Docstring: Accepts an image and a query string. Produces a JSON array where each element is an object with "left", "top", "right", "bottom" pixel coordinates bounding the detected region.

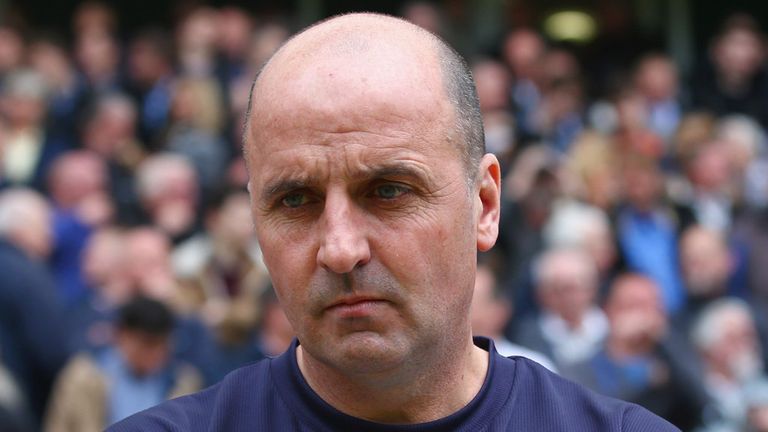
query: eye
[
  {"left": 281, "top": 193, "right": 310, "bottom": 208},
  {"left": 372, "top": 184, "right": 409, "bottom": 200}
]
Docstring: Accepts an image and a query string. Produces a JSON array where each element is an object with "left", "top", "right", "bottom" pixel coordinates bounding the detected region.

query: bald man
[{"left": 109, "top": 13, "right": 677, "bottom": 431}]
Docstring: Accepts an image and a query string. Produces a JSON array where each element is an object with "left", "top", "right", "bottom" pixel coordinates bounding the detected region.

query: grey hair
[
  {"left": 135, "top": 153, "right": 196, "bottom": 201},
  {"left": 242, "top": 13, "right": 485, "bottom": 183},
  {"left": 0, "top": 188, "right": 49, "bottom": 236},
  {"left": 533, "top": 246, "right": 598, "bottom": 291},
  {"left": 691, "top": 297, "right": 753, "bottom": 350}
]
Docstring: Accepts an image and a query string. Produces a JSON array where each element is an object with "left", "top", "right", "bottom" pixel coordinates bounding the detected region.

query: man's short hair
[
  {"left": 117, "top": 296, "right": 175, "bottom": 336},
  {"left": 242, "top": 13, "right": 485, "bottom": 181}
]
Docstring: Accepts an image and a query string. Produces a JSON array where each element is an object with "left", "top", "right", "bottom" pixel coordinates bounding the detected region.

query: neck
[{"left": 296, "top": 334, "right": 488, "bottom": 424}]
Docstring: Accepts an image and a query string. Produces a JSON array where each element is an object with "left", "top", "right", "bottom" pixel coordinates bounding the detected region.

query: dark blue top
[{"left": 108, "top": 337, "right": 679, "bottom": 431}]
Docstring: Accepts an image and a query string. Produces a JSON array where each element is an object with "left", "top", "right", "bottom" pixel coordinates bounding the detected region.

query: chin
[{"left": 319, "top": 331, "right": 410, "bottom": 373}]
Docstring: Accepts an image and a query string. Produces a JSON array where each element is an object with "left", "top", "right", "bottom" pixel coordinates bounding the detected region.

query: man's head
[
  {"left": 692, "top": 298, "right": 763, "bottom": 382},
  {"left": 604, "top": 274, "right": 666, "bottom": 352},
  {"left": 47, "top": 150, "right": 109, "bottom": 210},
  {"left": 0, "top": 188, "right": 52, "bottom": 259},
  {"left": 114, "top": 296, "right": 175, "bottom": 377},
  {"left": 679, "top": 225, "right": 732, "bottom": 297},
  {"left": 243, "top": 13, "right": 500, "bottom": 377},
  {"left": 534, "top": 247, "right": 598, "bottom": 326}
]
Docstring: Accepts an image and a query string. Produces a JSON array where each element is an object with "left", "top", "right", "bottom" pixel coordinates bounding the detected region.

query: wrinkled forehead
[{"left": 246, "top": 17, "right": 451, "bottom": 145}]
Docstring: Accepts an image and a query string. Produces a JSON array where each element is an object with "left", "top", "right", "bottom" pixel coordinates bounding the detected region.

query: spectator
[
  {"left": 175, "top": 7, "right": 220, "bottom": 78},
  {"left": 472, "top": 59, "right": 516, "bottom": 171},
  {"left": 0, "top": 26, "right": 24, "bottom": 78},
  {"left": 75, "top": 29, "right": 123, "bottom": 95},
  {"left": 0, "top": 69, "right": 69, "bottom": 190},
  {"left": 67, "top": 227, "right": 131, "bottom": 352},
  {"left": 27, "top": 35, "right": 84, "bottom": 149},
  {"left": 564, "top": 274, "right": 706, "bottom": 430},
  {"left": 715, "top": 114, "right": 768, "bottom": 209},
  {"left": 513, "top": 247, "right": 608, "bottom": 369},
  {"left": 172, "top": 190, "right": 270, "bottom": 344},
  {"left": 633, "top": 53, "right": 683, "bottom": 144},
  {"left": 502, "top": 28, "right": 545, "bottom": 142},
  {"left": 44, "top": 296, "right": 201, "bottom": 431},
  {"left": 543, "top": 199, "right": 621, "bottom": 299},
  {"left": 470, "top": 264, "right": 557, "bottom": 372},
  {"left": 0, "top": 188, "right": 71, "bottom": 422},
  {"left": 47, "top": 150, "right": 113, "bottom": 307},
  {"left": 135, "top": 153, "right": 200, "bottom": 243},
  {"left": 616, "top": 155, "right": 691, "bottom": 313},
  {"left": 126, "top": 28, "right": 175, "bottom": 147},
  {"left": 692, "top": 298, "right": 767, "bottom": 428},
  {"left": 81, "top": 93, "right": 147, "bottom": 225},
  {"left": 693, "top": 14, "right": 768, "bottom": 128},
  {"left": 164, "top": 77, "right": 229, "bottom": 200}
]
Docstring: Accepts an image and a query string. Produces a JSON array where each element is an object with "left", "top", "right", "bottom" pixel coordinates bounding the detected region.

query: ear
[{"left": 476, "top": 154, "right": 501, "bottom": 252}]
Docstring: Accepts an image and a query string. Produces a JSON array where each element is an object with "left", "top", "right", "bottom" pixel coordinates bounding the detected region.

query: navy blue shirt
[{"left": 109, "top": 337, "right": 679, "bottom": 431}]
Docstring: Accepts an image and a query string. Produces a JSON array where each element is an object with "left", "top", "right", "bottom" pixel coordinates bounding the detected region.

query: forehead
[{"left": 245, "top": 26, "right": 461, "bottom": 185}]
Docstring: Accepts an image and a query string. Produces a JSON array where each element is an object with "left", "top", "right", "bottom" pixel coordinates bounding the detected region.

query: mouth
[{"left": 325, "top": 297, "right": 390, "bottom": 318}]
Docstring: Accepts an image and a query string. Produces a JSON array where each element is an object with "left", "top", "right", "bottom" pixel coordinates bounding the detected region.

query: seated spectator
[
  {"left": 45, "top": 296, "right": 202, "bottom": 431},
  {"left": 126, "top": 28, "right": 175, "bottom": 146},
  {"left": 0, "top": 69, "right": 70, "bottom": 190},
  {"left": 681, "top": 139, "right": 738, "bottom": 232},
  {"left": 470, "top": 264, "right": 557, "bottom": 372},
  {"left": 543, "top": 199, "right": 621, "bottom": 299},
  {"left": 27, "top": 35, "right": 84, "bottom": 149},
  {"left": 715, "top": 114, "right": 768, "bottom": 210},
  {"left": 47, "top": 150, "right": 113, "bottom": 307},
  {"left": 513, "top": 247, "right": 608, "bottom": 369},
  {"left": 164, "top": 77, "right": 230, "bottom": 201},
  {"left": 564, "top": 274, "right": 706, "bottom": 430},
  {"left": 173, "top": 190, "right": 270, "bottom": 342},
  {"left": 616, "top": 155, "right": 692, "bottom": 313},
  {"left": 81, "top": 93, "right": 147, "bottom": 226},
  {"left": 633, "top": 53, "right": 682, "bottom": 145},
  {"left": 692, "top": 14, "right": 768, "bottom": 128},
  {"left": 671, "top": 225, "right": 766, "bottom": 342},
  {"left": 0, "top": 188, "right": 71, "bottom": 422},
  {"left": 135, "top": 153, "right": 201, "bottom": 243},
  {"left": 692, "top": 298, "right": 768, "bottom": 428},
  {"left": 67, "top": 227, "right": 131, "bottom": 352}
]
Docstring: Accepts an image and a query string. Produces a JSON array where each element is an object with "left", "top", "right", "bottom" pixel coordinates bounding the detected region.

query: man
[
  {"left": 45, "top": 296, "right": 201, "bottom": 431},
  {"left": 0, "top": 188, "right": 71, "bottom": 423},
  {"left": 564, "top": 274, "right": 707, "bottom": 430},
  {"left": 691, "top": 298, "right": 768, "bottom": 428},
  {"left": 110, "top": 13, "right": 676, "bottom": 431},
  {"left": 513, "top": 246, "right": 609, "bottom": 369}
]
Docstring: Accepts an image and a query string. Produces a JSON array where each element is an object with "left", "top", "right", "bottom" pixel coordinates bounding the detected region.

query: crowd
[{"left": 0, "top": 1, "right": 768, "bottom": 431}]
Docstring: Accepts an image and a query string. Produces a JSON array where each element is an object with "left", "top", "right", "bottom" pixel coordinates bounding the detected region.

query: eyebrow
[{"left": 259, "top": 163, "right": 431, "bottom": 203}]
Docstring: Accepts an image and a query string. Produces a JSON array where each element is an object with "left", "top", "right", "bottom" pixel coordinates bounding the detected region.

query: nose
[{"left": 316, "top": 191, "right": 371, "bottom": 274}]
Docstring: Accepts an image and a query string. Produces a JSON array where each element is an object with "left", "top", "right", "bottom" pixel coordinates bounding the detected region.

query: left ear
[{"left": 475, "top": 153, "right": 501, "bottom": 252}]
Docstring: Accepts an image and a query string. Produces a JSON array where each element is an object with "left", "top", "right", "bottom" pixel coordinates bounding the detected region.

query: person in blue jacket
[{"left": 110, "top": 13, "right": 679, "bottom": 431}]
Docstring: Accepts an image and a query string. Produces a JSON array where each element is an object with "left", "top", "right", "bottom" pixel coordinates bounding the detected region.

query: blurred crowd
[{"left": 1, "top": 1, "right": 768, "bottom": 431}]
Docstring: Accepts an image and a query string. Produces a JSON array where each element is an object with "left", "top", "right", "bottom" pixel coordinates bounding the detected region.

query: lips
[{"left": 325, "top": 297, "right": 389, "bottom": 318}]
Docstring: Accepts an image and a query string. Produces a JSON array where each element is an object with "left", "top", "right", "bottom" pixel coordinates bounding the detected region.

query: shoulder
[
  {"left": 107, "top": 359, "right": 274, "bottom": 432},
  {"left": 499, "top": 356, "right": 679, "bottom": 431}
]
